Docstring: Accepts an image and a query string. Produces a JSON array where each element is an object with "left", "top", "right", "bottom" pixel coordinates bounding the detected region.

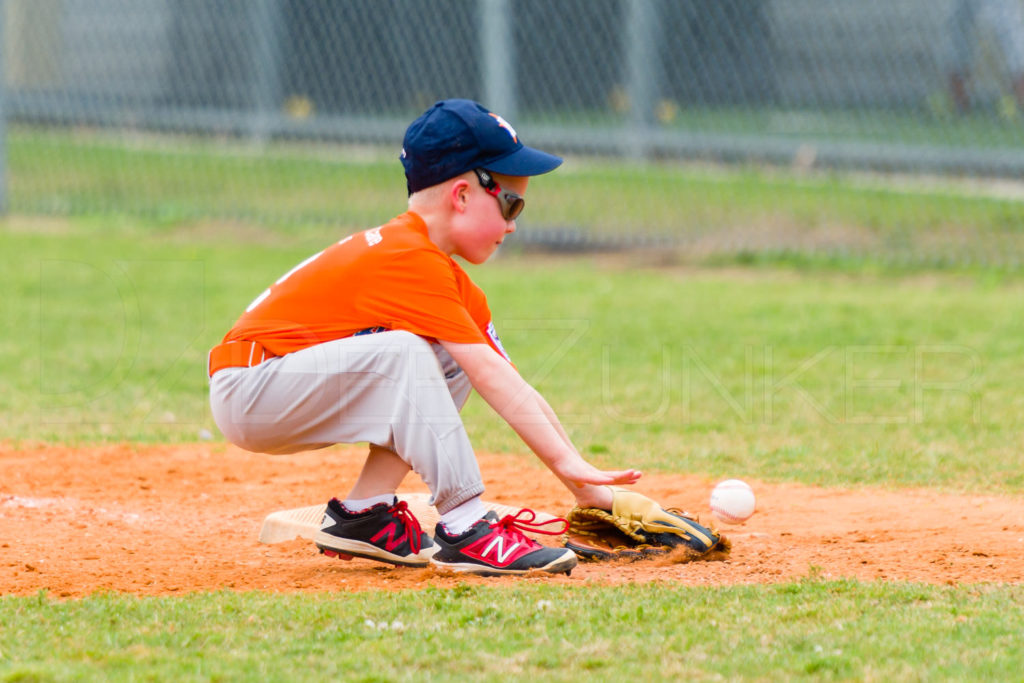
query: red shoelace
[
  {"left": 491, "top": 508, "right": 569, "bottom": 545},
  {"left": 387, "top": 499, "right": 424, "bottom": 553}
]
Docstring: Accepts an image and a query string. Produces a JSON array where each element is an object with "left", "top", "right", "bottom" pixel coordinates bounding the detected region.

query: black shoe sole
[
  {"left": 314, "top": 530, "right": 437, "bottom": 568},
  {"left": 316, "top": 543, "right": 434, "bottom": 568},
  {"left": 429, "top": 552, "right": 577, "bottom": 577}
]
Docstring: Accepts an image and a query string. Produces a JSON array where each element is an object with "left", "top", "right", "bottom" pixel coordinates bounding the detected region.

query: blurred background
[{"left": 2, "top": 0, "right": 1023, "bottom": 262}]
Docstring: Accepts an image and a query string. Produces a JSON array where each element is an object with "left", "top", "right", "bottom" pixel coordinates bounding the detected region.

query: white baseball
[{"left": 710, "top": 479, "right": 756, "bottom": 524}]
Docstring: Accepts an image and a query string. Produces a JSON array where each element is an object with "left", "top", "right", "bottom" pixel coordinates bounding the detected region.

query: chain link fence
[{"left": 3, "top": 0, "right": 1024, "bottom": 261}]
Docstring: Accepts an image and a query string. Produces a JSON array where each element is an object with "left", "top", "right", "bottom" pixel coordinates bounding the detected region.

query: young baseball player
[{"left": 208, "top": 99, "right": 644, "bottom": 576}]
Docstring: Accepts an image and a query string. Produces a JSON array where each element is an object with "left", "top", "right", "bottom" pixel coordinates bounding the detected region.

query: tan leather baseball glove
[{"left": 564, "top": 488, "right": 730, "bottom": 561}]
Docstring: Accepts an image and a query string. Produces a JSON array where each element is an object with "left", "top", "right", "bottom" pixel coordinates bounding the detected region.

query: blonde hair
[
  {"left": 407, "top": 171, "right": 478, "bottom": 211},
  {"left": 407, "top": 182, "right": 448, "bottom": 210}
]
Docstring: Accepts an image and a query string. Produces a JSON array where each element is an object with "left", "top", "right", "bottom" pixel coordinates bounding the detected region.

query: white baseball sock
[
  {"left": 440, "top": 496, "right": 488, "bottom": 536},
  {"left": 342, "top": 493, "right": 395, "bottom": 513}
]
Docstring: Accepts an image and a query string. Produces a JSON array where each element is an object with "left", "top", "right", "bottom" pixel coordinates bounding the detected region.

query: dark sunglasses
[{"left": 473, "top": 168, "right": 524, "bottom": 220}]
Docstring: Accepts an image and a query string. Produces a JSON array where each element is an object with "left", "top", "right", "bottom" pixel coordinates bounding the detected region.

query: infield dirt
[{"left": 3, "top": 443, "right": 1022, "bottom": 597}]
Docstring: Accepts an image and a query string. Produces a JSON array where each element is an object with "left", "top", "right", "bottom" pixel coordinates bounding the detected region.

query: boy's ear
[{"left": 449, "top": 178, "right": 471, "bottom": 213}]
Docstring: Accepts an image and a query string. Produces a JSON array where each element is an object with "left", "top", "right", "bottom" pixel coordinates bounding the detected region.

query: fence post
[
  {"left": 249, "top": 0, "right": 284, "bottom": 145},
  {"left": 624, "top": 0, "right": 658, "bottom": 159},
  {"left": 480, "top": 0, "right": 516, "bottom": 119},
  {"left": 0, "top": 0, "right": 7, "bottom": 215}
]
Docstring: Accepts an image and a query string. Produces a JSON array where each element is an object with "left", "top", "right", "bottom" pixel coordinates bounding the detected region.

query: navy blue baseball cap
[{"left": 401, "top": 99, "right": 562, "bottom": 194}]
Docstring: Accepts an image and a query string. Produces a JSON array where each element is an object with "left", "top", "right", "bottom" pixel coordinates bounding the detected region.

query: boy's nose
[{"left": 506, "top": 220, "right": 517, "bottom": 234}]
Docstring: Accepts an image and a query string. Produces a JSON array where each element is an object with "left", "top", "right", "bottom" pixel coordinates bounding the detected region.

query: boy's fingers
[
  {"left": 607, "top": 468, "right": 640, "bottom": 480},
  {"left": 570, "top": 468, "right": 642, "bottom": 488}
]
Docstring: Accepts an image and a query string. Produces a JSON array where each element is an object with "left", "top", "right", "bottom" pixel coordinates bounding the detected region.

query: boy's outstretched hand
[{"left": 551, "top": 458, "right": 641, "bottom": 489}]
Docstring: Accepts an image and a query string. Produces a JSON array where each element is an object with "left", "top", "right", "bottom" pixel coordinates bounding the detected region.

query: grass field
[
  {"left": 534, "top": 101, "right": 1024, "bottom": 150},
  {"left": 9, "top": 127, "right": 1024, "bottom": 266},
  {"left": 4, "top": 583, "right": 1024, "bottom": 680},
  {"left": 3, "top": 147, "right": 1024, "bottom": 679},
  {"left": 4, "top": 222, "right": 1023, "bottom": 493}
]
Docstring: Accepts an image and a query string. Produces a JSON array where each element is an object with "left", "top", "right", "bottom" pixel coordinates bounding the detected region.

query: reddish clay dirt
[{"left": 3, "top": 443, "right": 1023, "bottom": 597}]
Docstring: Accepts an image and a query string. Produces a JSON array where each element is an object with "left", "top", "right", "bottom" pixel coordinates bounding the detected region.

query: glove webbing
[{"left": 568, "top": 507, "right": 647, "bottom": 544}]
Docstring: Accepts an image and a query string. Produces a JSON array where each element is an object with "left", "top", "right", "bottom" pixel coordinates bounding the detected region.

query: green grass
[
  {"left": 9, "top": 126, "right": 1024, "bottom": 268},
  {"left": 9, "top": 128, "right": 409, "bottom": 229},
  {"left": 485, "top": 259, "right": 1024, "bottom": 493},
  {"left": 3, "top": 220, "right": 1024, "bottom": 494},
  {"left": 3, "top": 582, "right": 1024, "bottom": 681},
  {"left": 531, "top": 102, "right": 1024, "bottom": 150}
]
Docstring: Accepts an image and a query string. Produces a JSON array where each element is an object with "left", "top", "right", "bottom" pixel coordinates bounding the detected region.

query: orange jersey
[{"left": 222, "top": 211, "right": 510, "bottom": 361}]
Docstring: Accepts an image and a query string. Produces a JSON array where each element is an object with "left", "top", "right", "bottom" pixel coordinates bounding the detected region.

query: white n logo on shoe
[{"left": 482, "top": 536, "right": 521, "bottom": 564}]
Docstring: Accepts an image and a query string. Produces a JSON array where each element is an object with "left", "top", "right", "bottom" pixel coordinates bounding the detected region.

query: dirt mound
[{"left": 2, "top": 443, "right": 1022, "bottom": 597}]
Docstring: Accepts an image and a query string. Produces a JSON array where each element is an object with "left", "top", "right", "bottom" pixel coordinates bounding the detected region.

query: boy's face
[{"left": 453, "top": 172, "right": 529, "bottom": 265}]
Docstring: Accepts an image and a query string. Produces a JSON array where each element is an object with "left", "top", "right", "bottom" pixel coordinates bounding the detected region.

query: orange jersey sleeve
[{"left": 222, "top": 212, "right": 509, "bottom": 360}]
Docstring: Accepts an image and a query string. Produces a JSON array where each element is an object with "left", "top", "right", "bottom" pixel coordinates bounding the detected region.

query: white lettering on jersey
[
  {"left": 365, "top": 227, "right": 383, "bottom": 246},
  {"left": 482, "top": 535, "right": 520, "bottom": 563},
  {"left": 244, "top": 249, "right": 325, "bottom": 313},
  {"left": 486, "top": 322, "right": 511, "bottom": 362},
  {"left": 275, "top": 250, "right": 324, "bottom": 285}
]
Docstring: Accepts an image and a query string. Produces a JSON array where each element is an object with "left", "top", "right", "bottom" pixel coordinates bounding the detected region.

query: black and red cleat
[
  {"left": 314, "top": 497, "right": 437, "bottom": 567},
  {"left": 431, "top": 510, "right": 577, "bottom": 576}
]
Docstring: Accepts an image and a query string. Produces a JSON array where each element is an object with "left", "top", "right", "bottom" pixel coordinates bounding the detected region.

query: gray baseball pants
[{"left": 208, "top": 330, "right": 483, "bottom": 513}]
